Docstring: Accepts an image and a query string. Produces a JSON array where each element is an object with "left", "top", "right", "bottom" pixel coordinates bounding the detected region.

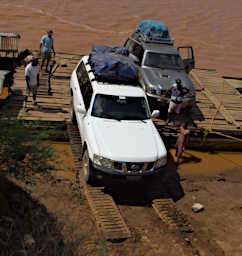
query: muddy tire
[{"left": 82, "top": 150, "right": 94, "bottom": 184}]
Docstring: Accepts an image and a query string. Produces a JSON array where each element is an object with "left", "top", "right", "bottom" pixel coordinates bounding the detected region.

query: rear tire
[{"left": 82, "top": 149, "right": 94, "bottom": 184}]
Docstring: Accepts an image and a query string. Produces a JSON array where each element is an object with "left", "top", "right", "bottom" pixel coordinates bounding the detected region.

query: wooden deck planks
[
  {"left": 0, "top": 52, "right": 81, "bottom": 122},
  {"left": 190, "top": 69, "right": 242, "bottom": 130},
  {"left": 0, "top": 54, "right": 241, "bottom": 139}
]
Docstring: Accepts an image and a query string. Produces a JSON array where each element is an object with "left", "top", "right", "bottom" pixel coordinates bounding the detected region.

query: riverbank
[{"left": 1, "top": 141, "right": 241, "bottom": 255}]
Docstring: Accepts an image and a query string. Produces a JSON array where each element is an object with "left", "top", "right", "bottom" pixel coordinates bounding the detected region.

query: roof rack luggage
[
  {"left": 0, "top": 33, "right": 21, "bottom": 56},
  {"left": 88, "top": 45, "right": 139, "bottom": 85},
  {"left": 135, "top": 20, "right": 173, "bottom": 45}
]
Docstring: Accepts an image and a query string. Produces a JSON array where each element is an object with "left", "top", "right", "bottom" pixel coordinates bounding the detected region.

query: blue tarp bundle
[
  {"left": 92, "top": 45, "right": 129, "bottom": 56},
  {"left": 89, "top": 46, "right": 138, "bottom": 83},
  {"left": 136, "top": 20, "right": 170, "bottom": 40}
]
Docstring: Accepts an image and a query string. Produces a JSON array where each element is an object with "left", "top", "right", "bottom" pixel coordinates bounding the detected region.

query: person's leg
[
  {"left": 175, "top": 103, "right": 182, "bottom": 115},
  {"left": 176, "top": 143, "right": 184, "bottom": 166},
  {"left": 23, "top": 86, "right": 30, "bottom": 111},
  {"left": 41, "top": 52, "right": 47, "bottom": 71},
  {"left": 32, "top": 86, "right": 38, "bottom": 105},
  {"left": 45, "top": 53, "right": 51, "bottom": 72},
  {"left": 167, "top": 101, "right": 175, "bottom": 124}
]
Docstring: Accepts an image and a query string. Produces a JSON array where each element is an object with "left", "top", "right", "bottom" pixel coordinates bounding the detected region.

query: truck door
[{"left": 177, "top": 46, "right": 195, "bottom": 72}]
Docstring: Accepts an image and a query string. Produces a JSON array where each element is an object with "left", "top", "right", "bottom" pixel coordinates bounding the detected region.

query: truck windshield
[
  {"left": 91, "top": 94, "right": 150, "bottom": 121},
  {"left": 144, "top": 52, "right": 184, "bottom": 70}
]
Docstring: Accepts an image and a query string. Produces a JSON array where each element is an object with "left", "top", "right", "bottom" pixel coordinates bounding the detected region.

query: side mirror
[
  {"left": 151, "top": 110, "right": 160, "bottom": 119},
  {"left": 76, "top": 105, "right": 86, "bottom": 114}
]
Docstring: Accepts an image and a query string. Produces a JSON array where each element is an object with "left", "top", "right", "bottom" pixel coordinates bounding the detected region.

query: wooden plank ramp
[
  {"left": 67, "top": 123, "right": 131, "bottom": 241},
  {"left": 190, "top": 69, "right": 242, "bottom": 129},
  {"left": 0, "top": 52, "right": 82, "bottom": 122}
]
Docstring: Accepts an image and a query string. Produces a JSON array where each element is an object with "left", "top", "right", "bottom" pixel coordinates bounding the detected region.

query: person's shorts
[
  {"left": 168, "top": 101, "right": 182, "bottom": 114},
  {"left": 26, "top": 84, "right": 38, "bottom": 96},
  {"left": 41, "top": 51, "right": 51, "bottom": 61}
]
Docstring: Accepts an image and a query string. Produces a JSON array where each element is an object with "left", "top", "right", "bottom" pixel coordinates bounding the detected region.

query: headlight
[
  {"left": 93, "top": 154, "right": 114, "bottom": 169},
  {"left": 154, "top": 156, "right": 167, "bottom": 169}
]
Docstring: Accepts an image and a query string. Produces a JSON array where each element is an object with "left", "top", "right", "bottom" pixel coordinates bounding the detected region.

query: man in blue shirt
[{"left": 40, "top": 30, "right": 55, "bottom": 72}]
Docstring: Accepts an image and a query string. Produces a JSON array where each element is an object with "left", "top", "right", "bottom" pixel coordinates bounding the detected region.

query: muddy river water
[
  {"left": 1, "top": 0, "right": 242, "bottom": 77},
  {"left": 52, "top": 142, "right": 242, "bottom": 179}
]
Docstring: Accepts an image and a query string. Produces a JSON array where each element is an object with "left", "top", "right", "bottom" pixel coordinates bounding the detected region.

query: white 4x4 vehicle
[{"left": 70, "top": 56, "right": 167, "bottom": 183}]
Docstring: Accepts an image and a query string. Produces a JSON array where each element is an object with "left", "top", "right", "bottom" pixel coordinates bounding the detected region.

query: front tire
[{"left": 82, "top": 150, "right": 94, "bottom": 184}]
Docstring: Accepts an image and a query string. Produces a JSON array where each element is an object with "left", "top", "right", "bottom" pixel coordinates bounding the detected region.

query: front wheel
[{"left": 82, "top": 150, "right": 94, "bottom": 184}]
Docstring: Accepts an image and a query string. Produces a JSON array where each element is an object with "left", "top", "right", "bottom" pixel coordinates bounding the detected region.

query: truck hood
[
  {"left": 88, "top": 117, "right": 166, "bottom": 162},
  {"left": 141, "top": 67, "right": 195, "bottom": 93}
]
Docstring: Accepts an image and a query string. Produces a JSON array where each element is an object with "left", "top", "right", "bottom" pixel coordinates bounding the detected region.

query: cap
[{"left": 47, "top": 30, "right": 53, "bottom": 34}]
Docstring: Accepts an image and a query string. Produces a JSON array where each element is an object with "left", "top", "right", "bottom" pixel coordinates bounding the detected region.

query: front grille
[{"left": 114, "top": 161, "right": 154, "bottom": 173}]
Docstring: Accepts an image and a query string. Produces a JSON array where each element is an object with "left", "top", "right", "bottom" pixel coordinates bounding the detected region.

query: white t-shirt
[{"left": 25, "top": 63, "right": 39, "bottom": 86}]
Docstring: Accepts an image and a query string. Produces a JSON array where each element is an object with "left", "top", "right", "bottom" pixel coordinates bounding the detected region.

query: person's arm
[
  {"left": 40, "top": 37, "right": 44, "bottom": 55},
  {"left": 183, "top": 87, "right": 190, "bottom": 95},
  {"left": 162, "top": 86, "right": 173, "bottom": 101},
  {"left": 25, "top": 66, "right": 31, "bottom": 89},
  {"left": 25, "top": 76, "right": 30, "bottom": 89}
]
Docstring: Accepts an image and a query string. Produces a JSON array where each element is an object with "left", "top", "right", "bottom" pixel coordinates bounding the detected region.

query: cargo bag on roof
[
  {"left": 88, "top": 51, "right": 138, "bottom": 83},
  {"left": 92, "top": 45, "right": 129, "bottom": 56},
  {"left": 136, "top": 20, "right": 171, "bottom": 41}
]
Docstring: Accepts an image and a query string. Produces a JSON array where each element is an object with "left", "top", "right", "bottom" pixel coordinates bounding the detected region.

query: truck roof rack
[{"left": 132, "top": 32, "right": 174, "bottom": 45}]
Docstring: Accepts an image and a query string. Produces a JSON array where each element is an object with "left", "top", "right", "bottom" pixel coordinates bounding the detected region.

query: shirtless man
[
  {"left": 163, "top": 79, "right": 189, "bottom": 124},
  {"left": 175, "top": 122, "right": 190, "bottom": 166}
]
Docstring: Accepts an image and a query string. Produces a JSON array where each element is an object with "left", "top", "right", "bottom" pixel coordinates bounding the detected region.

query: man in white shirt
[{"left": 23, "top": 57, "right": 40, "bottom": 111}]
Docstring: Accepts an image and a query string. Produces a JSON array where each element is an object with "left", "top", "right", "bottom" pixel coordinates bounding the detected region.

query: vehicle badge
[{"left": 130, "top": 164, "right": 139, "bottom": 171}]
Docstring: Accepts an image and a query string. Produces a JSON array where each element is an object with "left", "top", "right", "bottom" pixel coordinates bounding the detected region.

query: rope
[
  {"left": 201, "top": 76, "right": 242, "bottom": 143},
  {"left": 202, "top": 128, "right": 242, "bottom": 143}
]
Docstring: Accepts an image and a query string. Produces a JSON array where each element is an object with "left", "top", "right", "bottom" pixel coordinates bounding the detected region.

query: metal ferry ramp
[{"left": 67, "top": 122, "right": 131, "bottom": 241}]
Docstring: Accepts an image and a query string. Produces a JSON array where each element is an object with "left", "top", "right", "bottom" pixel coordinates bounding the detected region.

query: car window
[
  {"left": 77, "top": 62, "right": 90, "bottom": 92},
  {"left": 91, "top": 94, "right": 150, "bottom": 120},
  {"left": 144, "top": 52, "right": 184, "bottom": 69},
  {"left": 76, "top": 62, "right": 93, "bottom": 109},
  {"left": 83, "top": 82, "right": 93, "bottom": 110}
]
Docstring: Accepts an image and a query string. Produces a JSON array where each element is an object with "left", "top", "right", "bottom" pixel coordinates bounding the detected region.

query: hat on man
[{"left": 47, "top": 30, "right": 53, "bottom": 34}]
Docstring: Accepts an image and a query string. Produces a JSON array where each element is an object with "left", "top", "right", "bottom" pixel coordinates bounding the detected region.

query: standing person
[
  {"left": 163, "top": 79, "right": 189, "bottom": 124},
  {"left": 40, "top": 30, "right": 55, "bottom": 72},
  {"left": 175, "top": 122, "right": 190, "bottom": 166},
  {"left": 23, "top": 58, "right": 40, "bottom": 111}
]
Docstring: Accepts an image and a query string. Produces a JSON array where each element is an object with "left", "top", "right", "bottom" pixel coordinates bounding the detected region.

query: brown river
[{"left": 1, "top": 0, "right": 241, "bottom": 76}]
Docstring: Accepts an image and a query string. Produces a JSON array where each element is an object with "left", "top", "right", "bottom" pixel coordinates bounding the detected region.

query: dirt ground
[{"left": 1, "top": 142, "right": 241, "bottom": 256}]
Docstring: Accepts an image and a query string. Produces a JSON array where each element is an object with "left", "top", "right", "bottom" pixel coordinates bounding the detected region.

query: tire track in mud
[{"left": 67, "top": 122, "right": 224, "bottom": 255}]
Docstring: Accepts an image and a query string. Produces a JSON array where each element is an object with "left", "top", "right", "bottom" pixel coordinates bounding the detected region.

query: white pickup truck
[{"left": 70, "top": 56, "right": 167, "bottom": 184}]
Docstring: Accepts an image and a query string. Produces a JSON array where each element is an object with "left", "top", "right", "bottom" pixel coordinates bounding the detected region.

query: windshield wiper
[
  {"left": 122, "top": 116, "right": 147, "bottom": 123},
  {"left": 102, "top": 113, "right": 121, "bottom": 121}
]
